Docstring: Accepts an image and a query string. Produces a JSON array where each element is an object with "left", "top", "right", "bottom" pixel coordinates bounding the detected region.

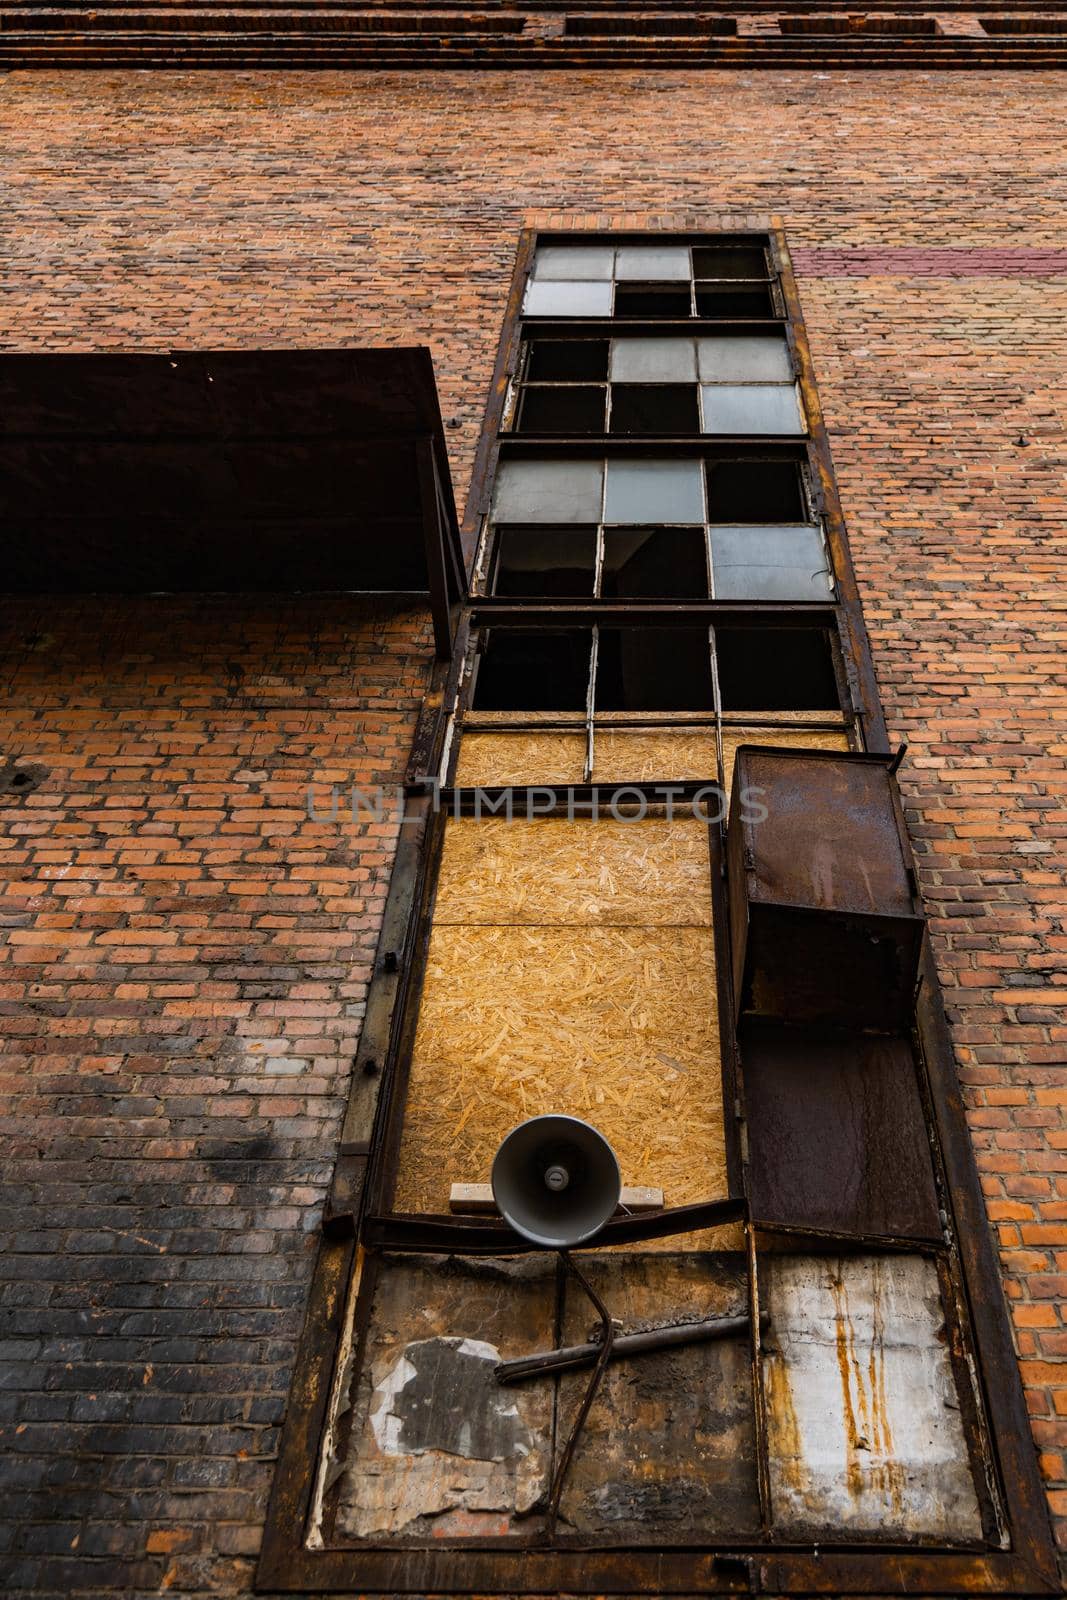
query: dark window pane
[
  {"left": 596, "top": 627, "right": 713, "bottom": 711},
  {"left": 614, "top": 284, "right": 693, "bottom": 320},
  {"left": 473, "top": 630, "right": 591, "bottom": 711},
  {"left": 609, "top": 384, "right": 700, "bottom": 435},
  {"left": 491, "top": 525, "right": 597, "bottom": 598},
  {"left": 692, "top": 245, "right": 768, "bottom": 280},
  {"left": 715, "top": 627, "right": 839, "bottom": 710},
  {"left": 601, "top": 528, "right": 709, "bottom": 599},
  {"left": 517, "top": 385, "right": 606, "bottom": 434},
  {"left": 706, "top": 459, "right": 806, "bottom": 522},
  {"left": 695, "top": 285, "right": 775, "bottom": 319},
  {"left": 527, "top": 339, "right": 610, "bottom": 382}
]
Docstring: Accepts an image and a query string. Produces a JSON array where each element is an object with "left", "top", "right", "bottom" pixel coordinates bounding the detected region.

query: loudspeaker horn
[{"left": 491, "top": 1114, "right": 622, "bottom": 1248}]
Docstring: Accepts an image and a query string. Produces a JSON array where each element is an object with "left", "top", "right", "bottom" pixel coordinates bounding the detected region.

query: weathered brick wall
[{"left": 0, "top": 68, "right": 1064, "bottom": 1594}]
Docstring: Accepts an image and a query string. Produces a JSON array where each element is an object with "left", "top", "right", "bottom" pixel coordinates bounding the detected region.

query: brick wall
[{"left": 0, "top": 67, "right": 1064, "bottom": 1593}]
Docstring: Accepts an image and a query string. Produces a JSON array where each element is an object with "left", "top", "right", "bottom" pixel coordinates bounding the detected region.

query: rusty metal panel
[
  {"left": 761, "top": 1253, "right": 983, "bottom": 1543},
  {"left": 727, "top": 749, "right": 924, "bottom": 1028},
  {"left": 334, "top": 1253, "right": 556, "bottom": 1541},
  {"left": 556, "top": 1252, "right": 760, "bottom": 1538},
  {"left": 742, "top": 1024, "right": 942, "bottom": 1243}
]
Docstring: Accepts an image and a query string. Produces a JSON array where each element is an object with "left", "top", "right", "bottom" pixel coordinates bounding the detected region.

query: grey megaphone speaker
[{"left": 491, "top": 1114, "right": 622, "bottom": 1248}]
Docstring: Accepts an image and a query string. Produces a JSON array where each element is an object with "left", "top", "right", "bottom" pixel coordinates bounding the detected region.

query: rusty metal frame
[{"left": 257, "top": 224, "right": 1059, "bottom": 1596}]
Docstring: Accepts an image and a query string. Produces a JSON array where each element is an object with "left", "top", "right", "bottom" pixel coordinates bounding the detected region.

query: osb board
[
  {"left": 556, "top": 1252, "right": 759, "bottom": 1537},
  {"left": 761, "top": 1254, "right": 983, "bottom": 1542},
  {"left": 722, "top": 725, "right": 850, "bottom": 800},
  {"left": 432, "top": 817, "right": 712, "bottom": 927},
  {"left": 454, "top": 731, "right": 586, "bottom": 787},
  {"left": 335, "top": 1253, "right": 556, "bottom": 1541},
  {"left": 394, "top": 924, "right": 730, "bottom": 1223},
  {"left": 592, "top": 728, "right": 718, "bottom": 784}
]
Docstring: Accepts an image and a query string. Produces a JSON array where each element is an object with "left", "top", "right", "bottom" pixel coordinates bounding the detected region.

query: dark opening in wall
[
  {"left": 600, "top": 528, "right": 709, "bottom": 599},
  {"left": 695, "top": 285, "right": 776, "bottom": 319},
  {"left": 980, "top": 16, "right": 1067, "bottom": 31},
  {"left": 490, "top": 526, "right": 598, "bottom": 598},
  {"left": 517, "top": 385, "right": 606, "bottom": 433},
  {"left": 473, "top": 629, "right": 592, "bottom": 710},
  {"left": 526, "top": 339, "right": 610, "bottom": 382},
  {"left": 715, "top": 626, "right": 839, "bottom": 710},
  {"left": 596, "top": 626, "right": 714, "bottom": 710},
  {"left": 693, "top": 245, "right": 769, "bottom": 280},
  {"left": 706, "top": 458, "right": 808, "bottom": 522},
  {"left": 615, "top": 284, "right": 693, "bottom": 319},
  {"left": 609, "top": 384, "right": 700, "bottom": 434}
]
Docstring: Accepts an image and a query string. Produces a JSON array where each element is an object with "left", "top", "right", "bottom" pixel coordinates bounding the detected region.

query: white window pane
[
  {"left": 701, "top": 384, "right": 805, "bottom": 435},
  {"left": 493, "top": 459, "right": 604, "bottom": 523},
  {"left": 609, "top": 338, "right": 698, "bottom": 383},
  {"left": 604, "top": 459, "right": 704, "bottom": 524},
  {"left": 711, "top": 525, "right": 833, "bottom": 601},
  {"left": 531, "top": 245, "right": 616, "bottom": 281},
  {"left": 698, "top": 334, "right": 793, "bottom": 383},
  {"left": 614, "top": 245, "right": 692, "bottom": 281},
  {"left": 523, "top": 280, "right": 614, "bottom": 318}
]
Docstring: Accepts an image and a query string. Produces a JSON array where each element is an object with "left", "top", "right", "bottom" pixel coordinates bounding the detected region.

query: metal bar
[
  {"left": 364, "top": 1195, "right": 746, "bottom": 1254},
  {"left": 495, "top": 1311, "right": 751, "bottom": 1385},
  {"left": 416, "top": 433, "right": 455, "bottom": 661},
  {"left": 544, "top": 1251, "right": 615, "bottom": 1537}
]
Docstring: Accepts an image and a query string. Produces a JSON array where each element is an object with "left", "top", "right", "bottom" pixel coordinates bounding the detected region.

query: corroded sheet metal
[
  {"left": 556, "top": 1252, "right": 760, "bottom": 1538},
  {"left": 743, "top": 1025, "right": 942, "bottom": 1242},
  {"left": 335, "top": 1254, "right": 555, "bottom": 1540},
  {"left": 762, "top": 1254, "right": 983, "bottom": 1542}
]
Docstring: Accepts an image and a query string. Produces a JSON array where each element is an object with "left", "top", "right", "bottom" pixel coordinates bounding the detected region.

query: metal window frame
[{"left": 256, "top": 224, "right": 1059, "bottom": 1596}]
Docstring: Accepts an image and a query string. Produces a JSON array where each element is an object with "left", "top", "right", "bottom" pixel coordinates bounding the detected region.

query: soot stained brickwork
[{"left": 0, "top": 68, "right": 1064, "bottom": 1595}]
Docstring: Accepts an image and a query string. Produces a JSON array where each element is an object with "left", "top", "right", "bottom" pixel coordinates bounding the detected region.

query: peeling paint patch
[{"left": 370, "top": 1337, "right": 532, "bottom": 1462}]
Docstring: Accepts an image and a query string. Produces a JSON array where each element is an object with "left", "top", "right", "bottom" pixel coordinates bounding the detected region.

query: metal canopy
[{"left": 0, "top": 347, "right": 464, "bottom": 657}]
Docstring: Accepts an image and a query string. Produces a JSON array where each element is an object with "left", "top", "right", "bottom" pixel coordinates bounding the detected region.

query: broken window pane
[
  {"left": 524, "top": 281, "right": 614, "bottom": 318},
  {"left": 493, "top": 459, "right": 604, "bottom": 523},
  {"left": 601, "top": 528, "right": 709, "bottom": 598},
  {"left": 711, "top": 525, "right": 832, "bottom": 601},
  {"left": 609, "top": 337, "right": 698, "bottom": 383},
  {"left": 702, "top": 384, "right": 805, "bottom": 436},
  {"left": 596, "top": 627, "right": 714, "bottom": 711},
  {"left": 614, "top": 245, "right": 692, "bottom": 281},
  {"left": 491, "top": 525, "right": 597, "bottom": 597},
  {"left": 517, "top": 385, "right": 606, "bottom": 434},
  {"left": 692, "top": 245, "right": 768, "bottom": 280},
  {"left": 609, "top": 384, "right": 700, "bottom": 435},
  {"left": 698, "top": 334, "right": 793, "bottom": 383},
  {"left": 695, "top": 285, "right": 775, "bottom": 319},
  {"left": 473, "top": 629, "right": 592, "bottom": 711},
  {"left": 614, "top": 283, "right": 692, "bottom": 319},
  {"left": 604, "top": 459, "right": 704, "bottom": 523},
  {"left": 531, "top": 244, "right": 616, "bottom": 280},
  {"left": 527, "top": 339, "right": 610, "bottom": 382},
  {"left": 715, "top": 627, "right": 839, "bottom": 710},
  {"left": 706, "top": 458, "right": 807, "bottom": 522}
]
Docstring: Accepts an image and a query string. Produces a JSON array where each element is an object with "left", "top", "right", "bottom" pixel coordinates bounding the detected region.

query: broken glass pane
[
  {"left": 715, "top": 627, "right": 840, "bottom": 710},
  {"left": 596, "top": 627, "right": 714, "bottom": 711},
  {"left": 609, "top": 338, "right": 698, "bottom": 383},
  {"left": 524, "top": 281, "right": 614, "bottom": 318},
  {"left": 473, "top": 629, "right": 592, "bottom": 711},
  {"left": 517, "top": 386, "right": 606, "bottom": 434},
  {"left": 695, "top": 285, "right": 775, "bottom": 319},
  {"left": 531, "top": 245, "right": 616, "bottom": 280},
  {"left": 692, "top": 245, "right": 768, "bottom": 280},
  {"left": 527, "top": 339, "right": 610, "bottom": 382},
  {"left": 609, "top": 385, "right": 700, "bottom": 435},
  {"left": 710, "top": 525, "right": 832, "bottom": 601},
  {"left": 706, "top": 458, "right": 807, "bottom": 522},
  {"left": 615, "top": 284, "right": 692, "bottom": 319},
  {"left": 604, "top": 459, "right": 704, "bottom": 523},
  {"left": 614, "top": 245, "right": 692, "bottom": 281},
  {"left": 698, "top": 334, "right": 793, "bottom": 384},
  {"left": 601, "top": 528, "right": 709, "bottom": 598},
  {"left": 702, "top": 385, "right": 805, "bottom": 435},
  {"left": 491, "top": 525, "right": 597, "bottom": 597},
  {"left": 493, "top": 459, "right": 604, "bottom": 523}
]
